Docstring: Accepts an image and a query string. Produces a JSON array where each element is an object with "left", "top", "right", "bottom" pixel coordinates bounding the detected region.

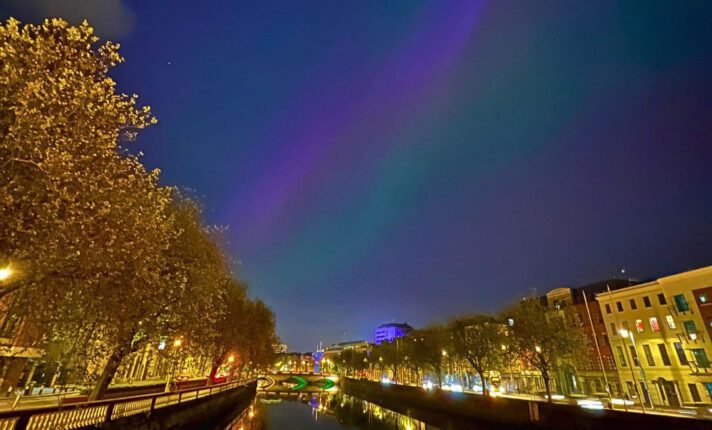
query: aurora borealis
[{"left": 4, "top": 1, "right": 712, "bottom": 351}]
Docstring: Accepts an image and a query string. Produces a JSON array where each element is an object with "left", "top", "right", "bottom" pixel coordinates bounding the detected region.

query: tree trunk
[
  {"left": 89, "top": 330, "right": 136, "bottom": 401},
  {"left": 478, "top": 371, "right": 488, "bottom": 395},
  {"left": 89, "top": 346, "right": 126, "bottom": 400},
  {"left": 543, "top": 372, "right": 552, "bottom": 403},
  {"left": 435, "top": 366, "right": 443, "bottom": 387}
]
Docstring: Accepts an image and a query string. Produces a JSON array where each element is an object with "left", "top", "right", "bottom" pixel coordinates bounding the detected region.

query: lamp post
[
  {"left": 165, "top": 338, "right": 182, "bottom": 392},
  {"left": 618, "top": 329, "right": 646, "bottom": 414}
]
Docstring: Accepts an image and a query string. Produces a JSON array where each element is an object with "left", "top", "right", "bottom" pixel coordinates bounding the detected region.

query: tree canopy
[{"left": 0, "top": 18, "right": 276, "bottom": 399}]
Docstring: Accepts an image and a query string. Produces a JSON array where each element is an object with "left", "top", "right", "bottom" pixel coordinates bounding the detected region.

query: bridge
[{"left": 257, "top": 372, "right": 339, "bottom": 394}]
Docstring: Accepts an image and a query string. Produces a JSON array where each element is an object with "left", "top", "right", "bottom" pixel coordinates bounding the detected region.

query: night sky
[{"left": 3, "top": 1, "right": 712, "bottom": 351}]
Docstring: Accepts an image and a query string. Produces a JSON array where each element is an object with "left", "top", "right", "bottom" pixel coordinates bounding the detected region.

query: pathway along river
[{"left": 217, "top": 391, "right": 517, "bottom": 430}]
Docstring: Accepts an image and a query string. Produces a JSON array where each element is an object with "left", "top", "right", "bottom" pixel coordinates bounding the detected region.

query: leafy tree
[
  {"left": 0, "top": 19, "right": 279, "bottom": 399},
  {"left": 449, "top": 315, "right": 505, "bottom": 395},
  {"left": 407, "top": 327, "right": 448, "bottom": 386},
  {"left": 372, "top": 340, "right": 404, "bottom": 382},
  {"left": 505, "top": 297, "right": 582, "bottom": 401},
  {"left": 337, "top": 349, "right": 368, "bottom": 377}
]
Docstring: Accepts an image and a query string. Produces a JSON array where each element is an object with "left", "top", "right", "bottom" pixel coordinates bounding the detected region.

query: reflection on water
[{"left": 223, "top": 392, "right": 439, "bottom": 429}]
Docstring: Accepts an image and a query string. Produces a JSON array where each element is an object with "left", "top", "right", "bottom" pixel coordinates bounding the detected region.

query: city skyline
[{"left": 4, "top": 0, "right": 712, "bottom": 351}]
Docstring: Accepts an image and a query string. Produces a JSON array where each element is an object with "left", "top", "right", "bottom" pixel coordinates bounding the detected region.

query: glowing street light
[
  {"left": 0, "top": 265, "right": 14, "bottom": 282},
  {"left": 228, "top": 355, "right": 235, "bottom": 363},
  {"left": 441, "top": 350, "right": 448, "bottom": 357},
  {"left": 534, "top": 345, "right": 542, "bottom": 353},
  {"left": 173, "top": 338, "right": 182, "bottom": 347},
  {"left": 618, "top": 327, "right": 648, "bottom": 413}
]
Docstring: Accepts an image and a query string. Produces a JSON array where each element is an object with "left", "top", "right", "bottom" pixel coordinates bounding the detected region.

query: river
[
  {"left": 218, "top": 390, "right": 511, "bottom": 430},
  {"left": 221, "top": 392, "right": 439, "bottom": 430}
]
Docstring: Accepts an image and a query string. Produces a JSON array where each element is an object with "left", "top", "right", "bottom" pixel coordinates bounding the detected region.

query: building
[
  {"left": 544, "top": 279, "right": 639, "bottom": 397},
  {"left": 597, "top": 266, "right": 712, "bottom": 407},
  {"left": 273, "top": 343, "right": 288, "bottom": 354},
  {"left": 0, "top": 295, "right": 43, "bottom": 393},
  {"left": 374, "top": 323, "right": 413, "bottom": 345}
]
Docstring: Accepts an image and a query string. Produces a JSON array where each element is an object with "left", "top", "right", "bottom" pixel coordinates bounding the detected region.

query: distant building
[
  {"left": 374, "top": 322, "right": 413, "bottom": 345},
  {"left": 324, "top": 340, "right": 370, "bottom": 354},
  {"left": 273, "top": 343, "right": 288, "bottom": 354}
]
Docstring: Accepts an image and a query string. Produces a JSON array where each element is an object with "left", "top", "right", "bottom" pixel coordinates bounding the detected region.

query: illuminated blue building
[{"left": 374, "top": 322, "right": 413, "bottom": 345}]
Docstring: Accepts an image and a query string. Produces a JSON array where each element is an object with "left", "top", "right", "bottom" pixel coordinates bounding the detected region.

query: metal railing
[{"left": 0, "top": 379, "right": 254, "bottom": 430}]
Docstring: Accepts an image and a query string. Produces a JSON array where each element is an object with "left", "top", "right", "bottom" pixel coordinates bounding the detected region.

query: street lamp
[
  {"left": 165, "top": 338, "right": 183, "bottom": 392},
  {"left": 618, "top": 328, "right": 648, "bottom": 413},
  {"left": 0, "top": 265, "right": 13, "bottom": 282}
]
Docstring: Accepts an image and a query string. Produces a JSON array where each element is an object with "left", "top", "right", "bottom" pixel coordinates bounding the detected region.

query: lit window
[
  {"left": 649, "top": 317, "right": 660, "bottom": 332},
  {"left": 666, "top": 315, "right": 676, "bottom": 329},
  {"left": 700, "top": 293, "right": 708, "bottom": 304},
  {"left": 635, "top": 319, "right": 644, "bottom": 333}
]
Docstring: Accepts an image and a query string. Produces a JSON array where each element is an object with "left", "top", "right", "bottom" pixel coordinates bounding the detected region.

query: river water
[{"left": 221, "top": 392, "right": 443, "bottom": 430}]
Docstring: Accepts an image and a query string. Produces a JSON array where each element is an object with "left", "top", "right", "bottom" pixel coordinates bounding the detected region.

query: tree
[
  {"left": 449, "top": 315, "right": 504, "bottom": 395},
  {"left": 372, "top": 341, "right": 403, "bottom": 382},
  {"left": 407, "top": 327, "right": 448, "bottom": 386},
  {"left": 505, "top": 297, "right": 582, "bottom": 401},
  {"left": 0, "top": 18, "right": 279, "bottom": 399}
]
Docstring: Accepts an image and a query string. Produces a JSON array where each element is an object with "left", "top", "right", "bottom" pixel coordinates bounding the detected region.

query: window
[
  {"left": 689, "top": 384, "right": 702, "bottom": 402},
  {"left": 658, "top": 293, "right": 667, "bottom": 305},
  {"left": 629, "top": 299, "right": 637, "bottom": 310},
  {"left": 683, "top": 320, "right": 697, "bottom": 337},
  {"left": 666, "top": 315, "right": 676, "bottom": 329},
  {"left": 616, "top": 346, "right": 627, "bottom": 367},
  {"left": 699, "top": 293, "right": 709, "bottom": 304},
  {"left": 642, "top": 344, "right": 655, "bottom": 366},
  {"left": 692, "top": 349, "right": 710, "bottom": 368},
  {"left": 674, "top": 342, "right": 689, "bottom": 365},
  {"left": 610, "top": 322, "right": 617, "bottom": 335},
  {"left": 649, "top": 317, "right": 660, "bottom": 332},
  {"left": 658, "top": 344, "right": 671, "bottom": 366},
  {"left": 643, "top": 296, "right": 651, "bottom": 307},
  {"left": 629, "top": 346, "right": 640, "bottom": 366},
  {"left": 674, "top": 294, "right": 690, "bottom": 312},
  {"left": 601, "top": 333, "right": 610, "bottom": 346},
  {"left": 705, "top": 383, "right": 712, "bottom": 398},
  {"left": 635, "top": 319, "right": 644, "bottom": 333},
  {"left": 605, "top": 304, "right": 611, "bottom": 314},
  {"left": 616, "top": 301, "right": 624, "bottom": 312}
]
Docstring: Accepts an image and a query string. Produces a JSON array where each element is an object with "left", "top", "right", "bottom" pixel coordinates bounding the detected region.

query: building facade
[
  {"left": 0, "top": 295, "right": 43, "bottom": 393},
  {"left": 374, "top": 323, "right": 413, "bottom": 345},
  {"left": 544, "top": 279, "right": 637, "bottom": 397},
  {"left": 597, "top": 266, "right": 712, "bottom": 407}
]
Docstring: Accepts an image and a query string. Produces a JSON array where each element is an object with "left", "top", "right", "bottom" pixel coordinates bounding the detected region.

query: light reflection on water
[{"left": 223, "top": 392, "right": 439, "bottom": 430}]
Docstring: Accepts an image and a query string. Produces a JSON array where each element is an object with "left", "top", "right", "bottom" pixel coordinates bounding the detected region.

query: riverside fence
[{"left": 0, "top": 379, "right": 254, "bottom": 430}]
